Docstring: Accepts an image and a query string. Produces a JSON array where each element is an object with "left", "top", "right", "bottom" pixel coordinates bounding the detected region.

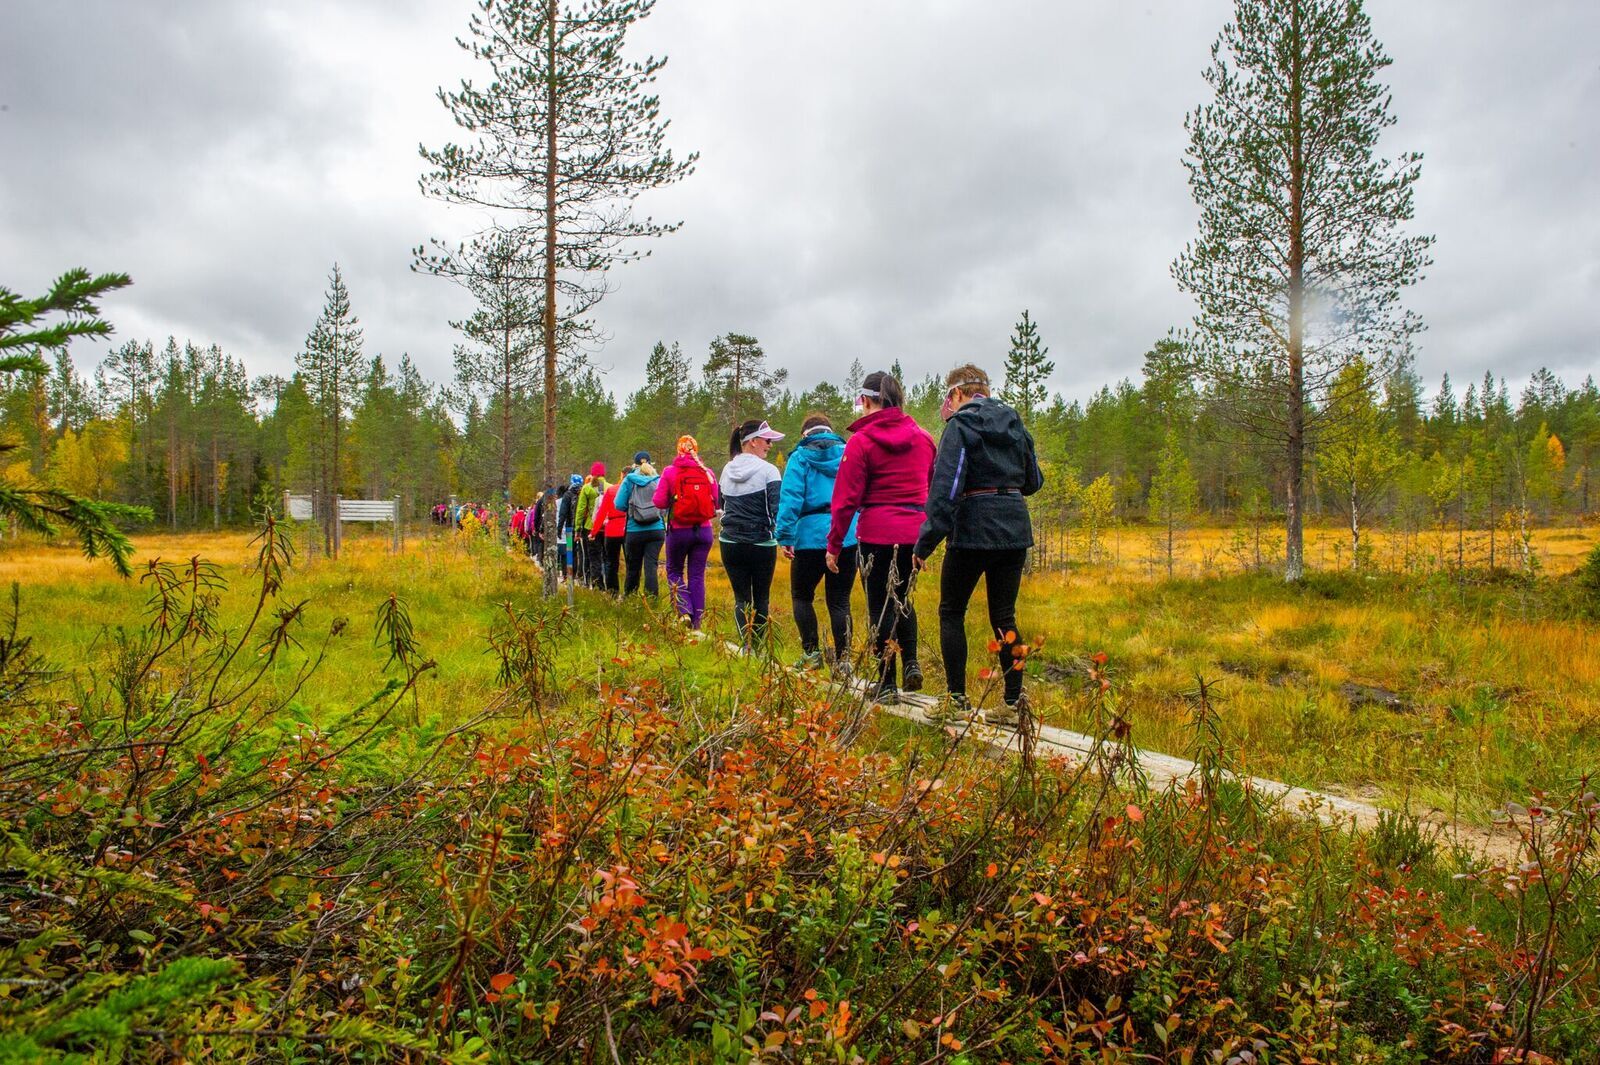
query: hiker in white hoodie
[{"left": 719, "top": 418, "right": 785, "bottom": 652}]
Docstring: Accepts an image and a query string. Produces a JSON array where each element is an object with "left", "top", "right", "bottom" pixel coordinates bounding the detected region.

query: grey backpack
[{"left": 626, "top": 478, "right": 661, "bottom": 525}]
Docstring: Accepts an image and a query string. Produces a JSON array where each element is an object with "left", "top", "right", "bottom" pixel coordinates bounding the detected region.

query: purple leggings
[{"left": 664, "top": 524, "right": 714, "bottom": 628}]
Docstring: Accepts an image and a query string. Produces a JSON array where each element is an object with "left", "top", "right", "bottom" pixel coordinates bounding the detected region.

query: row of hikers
[{"left": 518, "top": 363, "right": 1043, "bottom": 727}]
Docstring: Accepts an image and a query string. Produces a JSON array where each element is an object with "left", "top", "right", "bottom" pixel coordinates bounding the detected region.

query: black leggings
[
  {"left": 601, "top": 534, "right": 624, "bottom": 594},
  {"left": 857, "top": 542, "right": 918, "bottom": 688},
  {"left": 624, "top": 529, "right": 665, "bottom": 597},
  {"left": 585, "top": 527, "right": 601, "bottom": 582},
  {"left": 791, "top": 546, "right": 856, "bottom": 657},
  {"left": 721, "top": 541, "right": 777, "bottom": 646},
  {"left": 579, "top": 534, "right": 598, "bottom": 585},
  {"left": 939, "top": 547, "right": 1027, "bottom": 703}
]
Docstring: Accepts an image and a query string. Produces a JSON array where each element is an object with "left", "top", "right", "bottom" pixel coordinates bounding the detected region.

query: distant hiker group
[{"left": 450, "top": 365, "right": 1043, "bottom": 726}]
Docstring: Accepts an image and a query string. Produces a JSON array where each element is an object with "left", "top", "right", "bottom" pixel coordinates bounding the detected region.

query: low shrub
[{"left": 2, "top": 521, "right": 1597, "bottom": 1061}]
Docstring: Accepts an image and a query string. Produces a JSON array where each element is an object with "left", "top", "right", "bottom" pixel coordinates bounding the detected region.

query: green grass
[{"left": 6, "top": 526, "right": 1598, "bottom": 824}]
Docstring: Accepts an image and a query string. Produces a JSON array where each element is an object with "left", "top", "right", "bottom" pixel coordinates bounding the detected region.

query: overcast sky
[{"left": 3, "top": 0, "right": 1596, "bottom": 406}]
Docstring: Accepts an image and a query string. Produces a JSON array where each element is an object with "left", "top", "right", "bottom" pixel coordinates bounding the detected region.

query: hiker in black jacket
[{"left": 913, "top": 363, "right": 1044, "bottom": 727}]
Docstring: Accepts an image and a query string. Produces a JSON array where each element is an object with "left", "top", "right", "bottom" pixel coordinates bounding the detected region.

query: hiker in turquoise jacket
[
  {"left": 775, "top": 414, "right": 859, "bottom": 672},
  {"left": 614, "top": 452, "right": 666, "bottom": 598}
]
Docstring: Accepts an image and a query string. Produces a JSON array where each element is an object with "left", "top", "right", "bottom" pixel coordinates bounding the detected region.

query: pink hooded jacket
[{"left": 827, "top": 407, "right": 937, "bottom": 553}]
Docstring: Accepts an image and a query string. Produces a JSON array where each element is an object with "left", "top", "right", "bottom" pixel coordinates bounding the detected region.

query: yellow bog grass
[{"left": 4, "top": 522, "right": 1599, "bottom": 822}]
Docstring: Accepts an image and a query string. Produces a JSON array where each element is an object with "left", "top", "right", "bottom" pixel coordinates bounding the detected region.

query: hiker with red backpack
[{"left": 653, "top": 434, "right": 721, "bottom": 631}]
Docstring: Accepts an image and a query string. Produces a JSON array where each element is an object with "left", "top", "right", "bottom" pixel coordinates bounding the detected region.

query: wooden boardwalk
[{"left": 728, "top": 642, "right": 1519, "bottom": 862}]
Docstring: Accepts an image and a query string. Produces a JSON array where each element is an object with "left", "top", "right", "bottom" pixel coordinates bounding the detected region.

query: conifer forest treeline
[{"left": 6, "top": 269, "right": 1594, "bottom": 574}]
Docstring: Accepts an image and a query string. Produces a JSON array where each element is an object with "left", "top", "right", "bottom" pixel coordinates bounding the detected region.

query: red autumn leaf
[
  {"left": 1125, "top": 804, "right": 1144, "bottom": 823},
  {"left": 985, "top": 862, "right": 998, "bottom": 878},
  {"left": 489, "top": 972, "right": 516, "bottom": 993}
]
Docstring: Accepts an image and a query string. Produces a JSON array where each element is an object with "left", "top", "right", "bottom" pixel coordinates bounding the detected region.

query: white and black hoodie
[{"left": 718, "top": 453, "right": 783, "bottom": 545}]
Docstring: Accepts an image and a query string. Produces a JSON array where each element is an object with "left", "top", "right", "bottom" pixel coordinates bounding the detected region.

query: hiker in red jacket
[
  {"left": 652, "top": 434, "right": 721, "bottom": 631},
  {"left": 589, "top": 475, "right": 629, "bottom": 595},
  {"left": 827, "top": 370, "right": 937, "bottom": 703}
]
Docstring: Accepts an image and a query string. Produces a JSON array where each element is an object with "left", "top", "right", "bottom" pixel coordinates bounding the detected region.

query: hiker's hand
[
  {"left": 825, "top": 552, "right": 839, "bottom": 573},
  {"left": 782, "top": 546, "right": 794, "bottom": 561}
]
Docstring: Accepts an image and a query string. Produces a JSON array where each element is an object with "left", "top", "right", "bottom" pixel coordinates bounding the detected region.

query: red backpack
[{"left": 672, "top": 463, "right": 717, "bottom": 525}]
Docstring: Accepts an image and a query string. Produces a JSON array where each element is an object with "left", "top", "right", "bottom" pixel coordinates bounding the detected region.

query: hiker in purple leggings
[{"left": 653, "top": 434, "right": 721, "bottom": 630}]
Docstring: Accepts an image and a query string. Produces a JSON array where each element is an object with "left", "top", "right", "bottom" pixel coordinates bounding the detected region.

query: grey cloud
[{"left": 3, "top": 0, "right": 1596, "bottom": 410}]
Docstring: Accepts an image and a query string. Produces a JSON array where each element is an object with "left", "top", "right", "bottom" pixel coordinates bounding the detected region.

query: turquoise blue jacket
[
  {"left": 614, "top": 469, "right": 666, "bottom": 534},
  {"left": 775, "top": 430, "right": 858, "bottom": 551}
]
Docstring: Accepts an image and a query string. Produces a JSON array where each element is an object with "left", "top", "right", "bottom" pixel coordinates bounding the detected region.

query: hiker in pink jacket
[
  {"left": 826, "top": 370, "right": 937, "bottom": 703},
  {"left": 652, "top": 434, "right": 721, "bottom": 630}
]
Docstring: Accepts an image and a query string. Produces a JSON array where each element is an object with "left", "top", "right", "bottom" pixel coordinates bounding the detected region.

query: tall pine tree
[
  {"left": 420, "top": 0, "right": 696, "bottom": 593},
  {"left": 295, "top": 265, "right": 365, "bottom": 554},
  {"left": 1000, "top": 310, "right": 1054, "bottom": 423},
  {"left": 702, "top": 333, "right": 785, "bottom": 423},
  {"left": 1172, "top": 0, "right": 1432, "bottom": 580}
]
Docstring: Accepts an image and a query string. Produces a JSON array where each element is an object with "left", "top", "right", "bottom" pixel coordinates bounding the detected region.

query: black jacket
[{"left": 914, "top": 396, "right": 1044, "bottom": 557}]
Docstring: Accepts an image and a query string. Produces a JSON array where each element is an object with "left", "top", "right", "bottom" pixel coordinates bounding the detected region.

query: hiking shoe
[
  {"left": 902, "top": 661, "right": 924, "bottom": 693},
  {"left": 925, "top": 693, "right": 977, "bottom": 726},
  {"left": 868, "top": 680, "right": 899, "bottom": 706},
  {"left": 830, "top": 657, "right": 854, "bottom": 681},
  {"left": 984, "top": 691, "right": 1029, "bottom": 729},
  {"left": 793, "top": 650, "right": 825, "bottom": 672},
  {"left": 982, "top": 704, "right": 1020, "bottom": 728}
]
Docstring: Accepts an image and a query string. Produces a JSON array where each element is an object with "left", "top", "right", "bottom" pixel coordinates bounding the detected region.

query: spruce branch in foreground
[{"left": 0, "top": 269, "right": 150, "bottom": 574}]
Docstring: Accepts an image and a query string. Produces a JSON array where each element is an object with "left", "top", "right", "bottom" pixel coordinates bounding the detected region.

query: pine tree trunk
[
  {"left": 212, "top": 435, "right": 220, "bottom": 530},
  {"left": 540, "top": 0, "right": 560, "bottom": 598},
  {"left": 502, "top": 319, "right": 513, "bottom": 545},
  {"left": 1349, "top": 486, "right": 1360, "bottom": 569},
  {"left": 168, "top": 414, "right": 179, "bottom": 531},
  {"left": 332, "top": 404, "right": 341, "bottom": 560},
  {"left": 1283, "top": 0, "right": 1307, "bottom": 583},
  {"left": 1488, "top": 484, "right": 1496, "bottom": 569}
]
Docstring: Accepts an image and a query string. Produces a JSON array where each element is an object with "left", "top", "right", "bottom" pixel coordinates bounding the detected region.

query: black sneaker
[
  {"left": 869, "top": 680, "right": 899, "bottom": 706},
  {"left": 902, "top": 662, "right": 924, "bottom": 693}
]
